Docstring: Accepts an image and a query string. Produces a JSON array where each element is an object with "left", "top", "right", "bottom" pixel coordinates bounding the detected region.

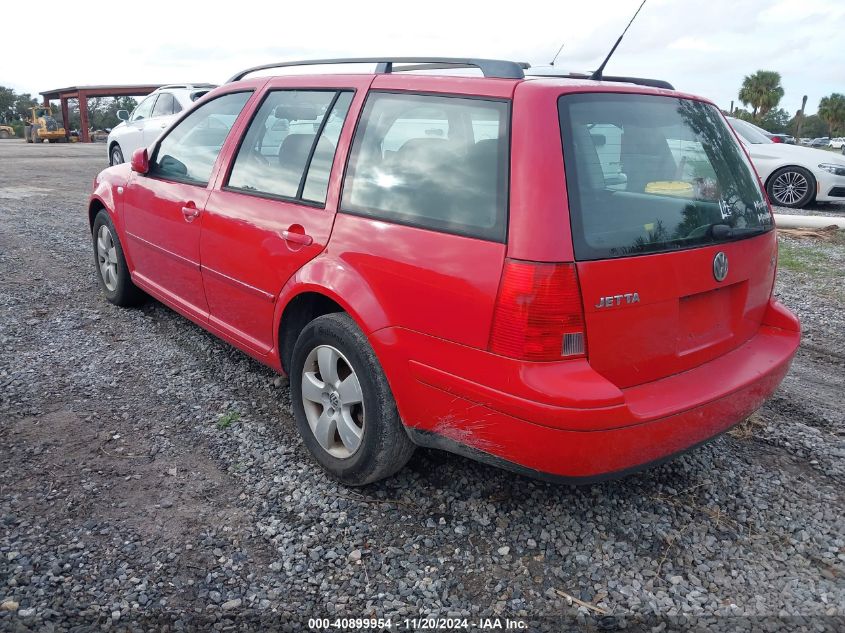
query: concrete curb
[{"left": 773, "top": 214, "right": 845, "bottom": 230}]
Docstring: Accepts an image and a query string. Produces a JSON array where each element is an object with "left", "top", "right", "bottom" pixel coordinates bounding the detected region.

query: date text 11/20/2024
[{"left": 308, "top": 617, "right": 529, "bottom": 630}]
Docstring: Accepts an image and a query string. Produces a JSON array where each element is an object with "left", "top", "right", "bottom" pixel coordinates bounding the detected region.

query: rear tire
[
  {"left": 290, "top": 313, "right": 415, "bottom": 485},
  {"left": 0, "top": 130, "right": 9, "bottom": 139},
  {"left": 92, "top": 210, "right": 146, "bottom": 307},
  {"left": 766, "top": 166, "right": 815, "bottom": 208}
]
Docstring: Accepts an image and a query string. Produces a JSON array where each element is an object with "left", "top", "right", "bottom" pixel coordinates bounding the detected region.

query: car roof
[{"left": 220, "top": 57, "right": 703, "bottom": 103}]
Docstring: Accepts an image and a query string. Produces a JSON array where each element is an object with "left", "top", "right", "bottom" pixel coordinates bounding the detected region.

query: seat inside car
[{"left": 277, "top": 133, "right": 316, "bottom": 193}]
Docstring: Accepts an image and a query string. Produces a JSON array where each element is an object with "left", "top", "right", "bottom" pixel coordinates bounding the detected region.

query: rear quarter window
[
  {"left": 559, "top": 93, "right": 772, "bottom": 260},
  {"left": 341, "top": 92, "right": 510, "bottom": 242}
]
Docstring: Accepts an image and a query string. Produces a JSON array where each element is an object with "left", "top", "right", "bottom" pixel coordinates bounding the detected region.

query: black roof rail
[
  {"left": 528, "top": 70, "right": 674, "bottom": 90},
  {"left": 226, "top": 57, "right": 528, "bottom": 83},
  {"left": 597, "top": 75, "right": 674, "bottom": 90}
]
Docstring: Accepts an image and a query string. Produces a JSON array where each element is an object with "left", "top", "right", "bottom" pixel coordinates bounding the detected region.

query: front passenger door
[
  {"left": 122, "top": 91, "right": 252, "bottom": 322},
  {"left": 143, "top": 92, "right": 182, "bottom": 146}
]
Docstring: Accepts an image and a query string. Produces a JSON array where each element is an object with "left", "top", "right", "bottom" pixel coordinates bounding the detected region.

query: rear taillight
[
  {"left": 489, "top": 259, "right": 586, "bottom": 361},
  {"left": 771, "top": 136, "right": 783, "bottom": 143}
]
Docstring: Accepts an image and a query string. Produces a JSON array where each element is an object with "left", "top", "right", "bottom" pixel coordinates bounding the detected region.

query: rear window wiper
[{"left": 710, "top": 223, "right": 768, "bottom": 240}]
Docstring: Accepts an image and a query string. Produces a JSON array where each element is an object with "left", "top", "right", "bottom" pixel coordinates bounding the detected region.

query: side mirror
[
  {"left": 130, "top": 148, "right": 149, "bottom": 174},
  {"left": 117, "top": 110, "right": 130, "bottom": 121}
]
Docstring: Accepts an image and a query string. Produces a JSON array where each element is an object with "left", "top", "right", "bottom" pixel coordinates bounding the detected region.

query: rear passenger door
[
  {"left": 200, "top": 84, "right": 358, "bottom": 355},
  {"left": 143, "top": 92, "right": 182, "bottom": 146},
  {"left": 122, "top": 94, "right": 157, "bottom": 153},
  {"left": 336, "top": 86, "right": 511, "bottom": 349}
]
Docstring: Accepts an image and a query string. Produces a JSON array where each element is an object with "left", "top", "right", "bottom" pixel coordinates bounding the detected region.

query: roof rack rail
[
  {"left": 158, "top": 83, "right": 217, "bottom": 90},
  {"left": 530, "top": 71, "right": 674, "bottom": 90},
  {"left": 593, "top": 74, "right": 674, "bottom": 90},
  {"left": 226, "top": 57, "right": 528, "bottom": 83}
]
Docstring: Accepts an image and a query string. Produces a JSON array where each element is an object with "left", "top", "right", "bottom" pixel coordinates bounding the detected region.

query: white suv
[
  {"left": 829, "top": 137, "right": 845, "bottom": 149},
  {"left": 106, "top": 84, "right": 216, "bottom": 165}
]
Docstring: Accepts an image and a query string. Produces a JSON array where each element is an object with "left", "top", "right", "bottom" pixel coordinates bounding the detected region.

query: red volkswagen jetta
[{"left": 88, "top": 58, "right": 800, "bottom": 485}]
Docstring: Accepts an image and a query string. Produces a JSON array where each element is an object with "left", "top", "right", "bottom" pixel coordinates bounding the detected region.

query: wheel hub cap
[
  {"left": 772, "top": 171, "right": 808, "bottom": 205},
  {"left": 300, "top": 345, "right": 365, "bottom": 459},
  {"left": 96, "top": 225, "right": 118, "bottom": 292}
]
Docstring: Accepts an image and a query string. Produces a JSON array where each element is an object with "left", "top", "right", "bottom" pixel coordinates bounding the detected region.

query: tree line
[
  {"left": 0, "top": 85, "right": 137, "bottom": 136},
  {"left": 732, "top": 70, "right": 845, "bottom": 138}
]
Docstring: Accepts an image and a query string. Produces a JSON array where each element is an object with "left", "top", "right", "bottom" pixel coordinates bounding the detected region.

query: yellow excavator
[{"left": 27, "top": 105, "right": 67, "bottom": 143}]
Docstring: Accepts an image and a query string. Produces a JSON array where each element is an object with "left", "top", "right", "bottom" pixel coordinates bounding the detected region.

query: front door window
[{"left": 150, "top": 91, "right": 252, "bottom": 186}]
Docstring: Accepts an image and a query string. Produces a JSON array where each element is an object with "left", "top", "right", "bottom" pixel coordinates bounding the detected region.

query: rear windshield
[{"left": 559, "top": 93, "right": 773, "bottom": 260}]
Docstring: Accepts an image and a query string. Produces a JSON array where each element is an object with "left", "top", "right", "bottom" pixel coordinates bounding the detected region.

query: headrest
[{"left": 273, "top": 104, "right": 318, "bottom": 121}]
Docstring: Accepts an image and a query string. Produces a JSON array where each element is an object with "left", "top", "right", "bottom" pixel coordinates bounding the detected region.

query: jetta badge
[{"left": 713, "top": 251, "right": 729, "bottom": 282}]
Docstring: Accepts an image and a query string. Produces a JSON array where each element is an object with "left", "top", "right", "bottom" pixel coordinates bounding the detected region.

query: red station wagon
[{"left": 88, "top": 57, "right": 801, "bottom": 485}]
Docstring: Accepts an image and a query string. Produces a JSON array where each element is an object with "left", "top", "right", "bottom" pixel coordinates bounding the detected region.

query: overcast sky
[{"left": 2, "top": 0, "right": 842, "bottom": 115}]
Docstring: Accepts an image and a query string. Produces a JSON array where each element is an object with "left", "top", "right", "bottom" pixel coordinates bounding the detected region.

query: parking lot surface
[{"left": 1, "top": 140, "right": 843, "bottom": 631}]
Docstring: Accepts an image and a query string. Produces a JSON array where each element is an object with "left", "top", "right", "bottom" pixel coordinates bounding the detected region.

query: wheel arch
[
  {"left": 764, "top": 163, "right": 818, "bottom": 194},
  {"left": 274, "top": 258, "right": 391, "bottom": 374},
  {"left": 88, "top": 198, "right": 105, "bottom": 231}
]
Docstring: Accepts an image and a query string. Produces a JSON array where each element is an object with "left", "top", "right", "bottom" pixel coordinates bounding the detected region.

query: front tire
[
  {"left": 290, "top": 313, "right": 415, "bottom": 485},
  {"left": 92, "top": 210, "right": 145, "bottom": 307},
  {"left": 0, "top": 130, "right": 9, "bottom": 139},
  {"left": 110, "top": 144, "right": 124, "bottom": 166},
  {"left": 766, "top": 166, "right": 815, "bottom": 208}
]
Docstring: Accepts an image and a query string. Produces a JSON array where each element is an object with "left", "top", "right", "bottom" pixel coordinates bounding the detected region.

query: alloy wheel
[
  {"left": 771, "top": 170, "right": 808, "bottom": 205},
  {"left": 300, "top": 344, "right": 365, "bottom": 459},
  {"left": 96, "top": 224, "right": 118, "bottom": 291}
]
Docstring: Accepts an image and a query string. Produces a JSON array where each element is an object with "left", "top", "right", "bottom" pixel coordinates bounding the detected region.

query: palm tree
[
  {"left": 738, "top": 71, "right": 785, "bottom": 119},
  {"left": 818, "top": 93, "right": 845, "bottom": 137}
]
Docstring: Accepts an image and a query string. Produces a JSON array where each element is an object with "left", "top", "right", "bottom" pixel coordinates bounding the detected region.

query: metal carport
[{"left": 39, "top": 85, "right": 162, "bottom": 142}]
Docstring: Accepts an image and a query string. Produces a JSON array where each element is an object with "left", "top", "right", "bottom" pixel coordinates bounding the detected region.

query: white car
[
  {"left": 728, "top": 117, "right": 845, "bottom": 208},
  {"left": 829, "top": 137, "right": 845, "bottom": 149},
  {"left": 107, "top": 84, "right": 216, "bottom": 166}
]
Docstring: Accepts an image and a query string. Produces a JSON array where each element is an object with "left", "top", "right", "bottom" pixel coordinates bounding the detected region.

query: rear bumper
[{"left": 373, "top": 301, "right": 800, "bottom": 481}]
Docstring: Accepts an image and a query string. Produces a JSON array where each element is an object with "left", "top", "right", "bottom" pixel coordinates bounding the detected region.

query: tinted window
[
  {"left": 131, "top": 95, "right": 156, "bottom": 121},
  {"left": 151, "top": 91, "right": 251, "bottom": 186},
  {"left": 152, "top": 93, "right": 177, "bottom": 117},
  {"left": 559, "top": 93, "right": 772, "bottom": 260},
  {"left": 341, "top": 93, "right": 509, "bottom": 242}
]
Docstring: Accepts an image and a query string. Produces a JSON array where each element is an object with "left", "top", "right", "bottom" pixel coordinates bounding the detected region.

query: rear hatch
[{"left": 558, "top": 92, "right": 777, "bottom": 388}]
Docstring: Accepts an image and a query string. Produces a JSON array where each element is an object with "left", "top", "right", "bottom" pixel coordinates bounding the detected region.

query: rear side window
[
  {"left": 559, "top": 93, "right": 772, "bottom": 260},
  {"left": 341, "top": 92, "right": 509, "bottom": 242},
  {"left": 226, "top": 90, "right": 352, "bottom": 204}
]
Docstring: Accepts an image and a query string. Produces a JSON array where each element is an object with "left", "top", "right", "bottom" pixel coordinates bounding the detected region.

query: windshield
[
  {"left": 559, "top": 93, "right": 773, "bottom": 260},
  {"left": 728, "top": 117, "right": 773, "bottom": 145}
]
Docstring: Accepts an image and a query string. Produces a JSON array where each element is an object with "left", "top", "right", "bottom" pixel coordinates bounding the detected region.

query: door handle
[
  {"left": 281, "top": 229, "right": 313, "bottom": 246},
  {"left": 160, "top": 123, "right": 167, "bottom": 128},
  {"left": 181, "top": 205, "right": 200, "bottom": 222}
]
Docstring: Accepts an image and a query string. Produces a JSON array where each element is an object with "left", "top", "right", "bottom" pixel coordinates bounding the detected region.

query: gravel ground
[{"left": 1, "top": 140, "right": 843, "bottom": 632}]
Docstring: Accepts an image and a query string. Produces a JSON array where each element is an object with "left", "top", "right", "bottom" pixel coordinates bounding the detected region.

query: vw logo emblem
[{"left": 713, "top": 251, "right": 729, "bottom": 282}]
